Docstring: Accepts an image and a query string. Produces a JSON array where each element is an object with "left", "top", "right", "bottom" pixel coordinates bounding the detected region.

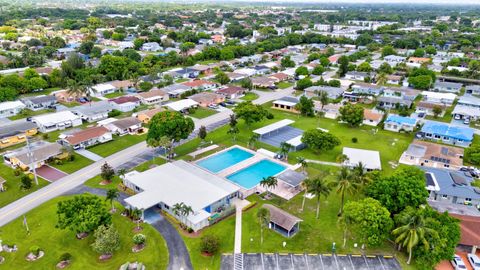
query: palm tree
[
  {"left": 257, "top": 207, "right": 270, "bottom": 244},
  {"left": 392, "top": 211, "right": 434, "bottom": 265},
  {"left": 300, "top": 178, "right": 313, "bottom": 212},
  {"left": 67, "top": 79, "right": 86, "bottom": 99},
  {"left": 227, "top": 126, "right": 239, "bottom": 141},
  {"left": 338, "top": 214, "right": 352, "bottom": 248},
  {"left": 279, "top": 142, "right": 292, "bottom": 161},
  {"left": 376, "top": 72, "right": 388, "bottom": 86},
  {"left": 229, "top": 114, "right": 237, "bottom": 127},
  {"left": 248, "top": 133, "right": 260, "bottom": 149},
  {"left": 172, "top": 203, "right": 184, "bottom": 218},
  {"left": 260, "top": 176, "right": 278, "bottom": 198},
  {"left": 352, "top": 162, "right": 371, "bottom": 188},
  {"left": 296, "top": 156, "right": 308, "bottom": 174},
  {"left": 106, "top": 188, "right": 119, "bottom": 212},
  {"left": 335, "top": 167, "right": 357, "bottom": 216},
  {"left": 317, "top": 90, "right": 329, "bottom": 110},
  {"left": 117, "top": 168, "right": 127, "bottom": 179},
  {"left": 307, "top": 177, "right": 332, "bottom": 219},
  {"left": 132, "top": 208, "right": 143, "bottom": 230}
]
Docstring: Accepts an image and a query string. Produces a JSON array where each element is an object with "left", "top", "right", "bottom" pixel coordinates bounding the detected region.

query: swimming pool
[
  {"left": 197, "top": 147, "right": 254, "bottom": 173},
  {"left": 227, "top": 159, "right": 286, "bottom": 189}
]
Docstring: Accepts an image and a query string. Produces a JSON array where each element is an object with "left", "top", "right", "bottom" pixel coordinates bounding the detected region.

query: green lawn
[
  {"left": 425, "top": 99, "right": 457, "bottom": 123},
  {"left": 240, "top": 92, "right": 259, "bottom": 101},
  {"left": 88, "top": 134, "right": 147, "bottom": 158},
  {"left": 175, "top": 78, "right": 189, "bottom": 83},
  {"left": 49, "top": 153, "right": 94, "bottom": 174},
  {"left": 0, "top": 164, "right": 49, "bottom": 208},
  {"left": 0, "top": 196, "right": 169, "bottom": 270},
  {"left": 189, "top": 107, "right": 217, "bottom": 119},
  {"left": 8, "top": 108, "right": 55, "bottom": 120},
  {"left": 20, "top": 87, "right": 61, "bottom": 97},
  {"left": 276, "top": 81, "right": 294, "bottom": 89},
  {"left": 59, "top": 101, "right": 81, "bottom": 108},
  {"left": 104, "top": 92, "right": 125, "bottom": 99}
]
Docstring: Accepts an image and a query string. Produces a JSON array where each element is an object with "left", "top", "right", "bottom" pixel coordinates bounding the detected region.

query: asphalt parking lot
[{"left": 221, "top": 253, "right": 402, "bottom": 270}]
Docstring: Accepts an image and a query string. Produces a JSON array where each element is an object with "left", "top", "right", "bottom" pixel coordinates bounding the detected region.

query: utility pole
[{"left": 26, "top": 136, "right": 39, "bottom": 185}]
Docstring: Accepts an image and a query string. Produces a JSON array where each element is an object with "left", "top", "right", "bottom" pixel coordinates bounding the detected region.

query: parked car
[
  {"left": 455, "top": 114, "right": 461, "bottom": 120},
  {"left": 464, "top": 118, "right": 471, "bottom": 125},
  {"left": 468, "top": 253, "right": 480, "bottom": 270},
  {"left": 417, "top": 112, "right": 426, "bottom": 118},
  {"left": 451, "top": 255, "right": 467, "bottom": 270}
]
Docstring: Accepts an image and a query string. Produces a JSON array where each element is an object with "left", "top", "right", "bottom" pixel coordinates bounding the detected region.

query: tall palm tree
[
  {"left": 257, "top": 207, "right": 270, "bottom": 244},
  {"left": 392, "top": 211, "right": 434, "bottom": 265},
  {"left": 296, "top": 156, "right": 308, "bottom": 174},
  {"left": 352, "top": 162, "right": 371, "bottom": 188},
  {"left": 279, "top": 142, "right": 292, "bottom": 161},
  {"left": 335, "top": 167, "right": 357, "bottom": 216},
  {"left": 300, "top": 178, "right": 313, "bottom": 212},
  {"left": 67, "top": 79, "right": 86, "bottom": 99},
  {"left": 338, "top": 214, "right": 352, "bottom": 248},
  {"left": 106, "top": 188, "right": 119, "bottom": 212},
  {"left": 117, "top": 168, "right": 127, "bottom": 179},
  {"left": 227, "top": 126, "right": 239, "bottom": 141},
  {"left": 248, "top": 133, "right": 260, "bottom": 149},
  {"left": 307, "top": 177, "right": 332, "bottom": 219},
  {"left": 317, "top": 90, "right": 329, "bottom": 110},
  {"left": 376, "top": 72, "right": 388, "bottom": 86},
  {"left": 260, "top": 176, "right": 278, "bottom": 198}
]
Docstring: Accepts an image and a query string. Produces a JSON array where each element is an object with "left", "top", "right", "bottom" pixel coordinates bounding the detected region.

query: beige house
[
  {"left": 136, "top": 108, "right": 164, "bottom": 124},
  {"left": 189, "top": 92, "right": 225, "bottom": 107},
  {"left": 400, "top": 140, "right": 464, "bottom": 170},
  {"left": 137, "top": 89, "right": 169, "bottom": 105}
]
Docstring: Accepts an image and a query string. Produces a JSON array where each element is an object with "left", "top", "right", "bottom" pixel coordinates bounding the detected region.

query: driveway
[
  {"left": 76, "top": 149, "right": 104, "bottom": 162},
  {"left": 36, "top": 165, "right": 68, "bottom": 182}
]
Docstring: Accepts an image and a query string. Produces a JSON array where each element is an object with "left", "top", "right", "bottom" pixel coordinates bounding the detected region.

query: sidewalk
[{"left": 233, "top": 198, "right": 250, "bottom": 253}]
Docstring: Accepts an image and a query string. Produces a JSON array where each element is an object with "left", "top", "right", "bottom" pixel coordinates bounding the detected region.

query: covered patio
[
  {"left": 253, "top": 119, "right": 305, "bottom": 151},
  {"left": 263, "top": 204, "right": 303, "bottom": 238},
  {"left": 270, "top": 169, "right": 306, "bottom": 200}
]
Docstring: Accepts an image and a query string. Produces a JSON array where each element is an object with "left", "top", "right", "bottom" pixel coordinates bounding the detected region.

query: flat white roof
[
  {"left": 286, "top": 135, "right": 303, "bottom": 147},
  {"left": 32, "top": 111, "right": 80, "bottom": 126},
  {"left": 0, "top": 101, "right": 25, "bottom": 111},
  {"left": 421, "top": 91, "right": 456, "bottom": 100},
  {"left": 164, "top": 99, "right": 198, "bottom": 111},
  {"left": 124, "top": 160, "right": 239, "bottom": 211},
  {"left": 92, "top": 83, "right": 116, "bottom": 92},
  {"left": 273, "top": 100, "right": 297, "bottom": 107},
  {"left": 343, "top": 147, "right": 381, "bottom": 170},
  {"left": 253, "top": 119, "right": 295, "bottom": 136}
]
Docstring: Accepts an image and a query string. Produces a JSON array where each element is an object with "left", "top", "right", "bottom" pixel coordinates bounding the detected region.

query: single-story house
[
  {"left": 363, "top": 109, "right": 383, "bottom": 126},
  {"left": 457, "top": 95, "right": 480, "bottom": 108},
  {"left": 3, "top": 141, "right": 64, "bottom": 170},
  {"left": 225, "top": 72, "right": 247, "bottom": 82},
  {"left": 384, "top": 55, "right": 406, "bottom": 66},
  {"left": 383, "top": 87, "right": 420, "bottom": 101},
  {"left": 71, "top": 101, "right": 113, "bottom": 123},
  {"left": 377, "top": 96, "right": 413, "bottom": 109},
  {"left": 59, "top": 126, "right": 112, "bottom": 149},
  {"left": 345, "top": 71, "right": 372, "bottom": 81},
  {"left": 109, "top": 96, "right": 140, "bottom": 112},
  {"left": 452, "top": 105, "right": 480, "bottom": 121},
  {"left": 419, "top": 121, "right": 474, "bottom": 148},
  {"left": 304, "top": 86, "right": 344, "bottom": 99},
  {"left": 233, "top": 68, "right": 257, "bottom": 77},
  {"left": 189, "top": 92, "right": 225, "bottom": 107},
  {"left": 164, "top": 99, "right": 199, "bottom": 112},
  {"left": 161, "top": 84, "right": 192, "bottom": 98},
  {"left": 21, "top": 95, "right": 57, "bottom": 111},
  {"left": 0, "top": 101, "right": 26, "bottom": 118},
  {"left": 400, "top": 140, "right": 464, "bottom": 170},
  {"left": 416, "top": 101, "right": 447, "bottom": 117},
  {"left": 408, "top": 57, "right": 431, "bottom": 65},
  {"left": 0, "top": 121, "right": 38, "bottom": 149},
  {"left": 386, "top": 75, "right": 402, "bottom": 85},
  {"left": 342, "top": 147, "right": 382, "bottom": 171},
  {"left": 252, "top": 76, "right": 276, "bottom": 88},
  {"left": 262, "top": 204, "right": 302, "bottom": 238},
  {"left": 31, "top": 111, "right": 82, "bottom": 133},
  {"left": 123, "top": 160, "right": 239, "bottom": 231},
  {"left": 253, "top": 65, "right": 271, "bottom": 75},
  {"left": 216, "top": 85, "right": 246, "bottom": 99},
  {"left": 104, "top": 117, "right": 143, "bottom": 136},
  {"left": 466, "top": 85, "right": 480, "bottom": 95},
  {"left": 136, "top": 108, "right": 164, "bottom": 124},
  {"left": 421, "top": 91, "right": 456, "bottom": 105},
  {"left": 433, "top": 81, "right": 463, "bottom": 93},
  {"left": 136, "top": 89, "right": 169, "bottom": 105},
  {"left": 269, "top": 73, "right": 291, "bottom": 82},
  {"left": 168, "top": 67, "right": 200, "bottom": 79},
  {"left": 449, "top": 214, "right": 480, "bottom": 254},
  {"left": 384, "top": 114, "right": 418, "bottom": 132},
  {"left": 272, "top": 96, "right": 300, "bottom": 113},
  {"left": 316, "top": 102, "right": 341, "bottom": 119},
  {"left": 90, "top": 83, "right": 117, "bottom": 96},
  {"left": 141, "top": 42, "right": 161, "bottom": 52},
  {"left": 109, "top": 80, "right": 134, "bottom": 92},
  {"left": 182, "top": 80, "right": 217, "bottom": 91}
]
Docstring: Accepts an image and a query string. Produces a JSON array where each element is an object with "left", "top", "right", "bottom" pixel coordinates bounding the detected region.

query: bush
[
  {"left": 59, "top": 252, "right": 72, "bottom": 261},
  {"left": 187, "top": 227, "right": 194, "bottom": 233},
  {"left": 132, "top": 234, "right": 146, "bottom": 245},
  {"left": 351, "top": 137, "right": 358, "bottom": 143},
  {"left": 108, "top": 109, "right": 122, "bottom": 118},
  {"left": 200, "top": 235, "right": 220, "bottom": 255},
  {"left": 14, "top": 168, "right": 22, "bottom": 176},
  {"left": 42, "top": 133, "right": 49, "bottom": 140},
  {"left": 30, "top": 245, "right": 40, "bottom": 256},
  {"left": 266, "top": 113, "right": 274, "bottom": 119},
  {"left": 20, "top": 174, "right": 33, "bottom": 190}
]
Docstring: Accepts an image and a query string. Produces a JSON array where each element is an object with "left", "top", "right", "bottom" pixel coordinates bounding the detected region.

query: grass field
[
  {"left": 8, "top": 108, "right": 55, "bottom": 120},
  {"left": 88, "top": 134, "right": 147, "bottom": 158},
  {"left": 0, "top": 196, "right": 169, "bottom": 270},
  {"left": 276, "top": 81, "right": 294, "bottom": 89},
  {"left": 240, "top": 92, "right": 259, "bottom": 101},
  {"left": 104, "top": 92, "right": 125, "bottom": 99},
  {"left": 188, "top": 107, "right": 217, "bottom": 119},
  {"left": 49, "top": 153, "right": 93, "bottom": 174}
]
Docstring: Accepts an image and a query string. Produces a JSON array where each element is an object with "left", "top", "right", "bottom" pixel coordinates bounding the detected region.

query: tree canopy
[
  {"left": 234, "top": 101, "right": 270, "bottom": 127},
  {"left": 147, "top": 111, "right": 194, "bottom": 143},
  {"left": 339, "top": 103, "right": 364, "bottom": 127},
  {"left": 301, "top": 129, "right": 341, "bottom": 153}
]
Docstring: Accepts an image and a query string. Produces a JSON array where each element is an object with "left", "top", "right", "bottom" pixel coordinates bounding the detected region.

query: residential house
[
  {"left": 316, "top": 102, "right": 341, "bottom": 119},
  {"left": 416, "top": 101, "right": 447, "bottom": 117},
  {"left": 164, "top": 99, "right": 199, "bottom": 112},
  {"left": 168, "top": 67, "right": 200, "bottom": 79},
  {"left": 422, "top": 167, "right": 480, "bottom": 209},
  {"left": 449, "top": 214, "right": 480, "bottom": 254},
  {"left": 452, "top": 95, "right": 480, "bottom": 121},
  {"left": 104, "top": 117, "right": 143, "bottom": 136},
  {"left": 343, "top": 83, "right": 383, "bottom": 102},
  {"left": 433, "top": 81, "right": 463, "bottom": 93},
  {"left": 141, "top": 42, "right": 161, "bottom": 52},
  {"left": 407, "top": 57, "right": 431, "bottom": 65},
  {"left": 59, "top": 126, "right": 112, "bottom": 149},
  {"left": 90, "top": 83, "right": 117, "bottom": 96},
  {"left": 252, "top": 77, "right": 276, "bottom": 89},
  {"left": 304, "top": 86, "right": 344, "bottom": 99},
  {"left": 0, "top": 122, "right": 38, "bottom": 149},
  {"left": 161, "top": 84, "right": 192, "bottom": 98},
  {"left": 136, "top": 108, "right": 164, "bottom": 124},
  {"left": 421, "top": 91, "right": 456, "bottom": 105},
  {"left": 123, "top": 160, "right": 239, "bottom": 231},
  {"left": 419, "top": 121, "right": 474, "bottom": 147},
  {"left": 3, "top": 141, "right": 63, "bottom": 170},
  {"left": 71, "top": 101, "right": 113, "bottom": 123},
  {"left": 189, "top": 92, "right": 225, "bottom": 107},
  {"left": 31, "top": 111, "right": 82, "bottom": 133},
  {"left": 190, "top": 64, "right": 214, "bottom": 76},
  {"left": 377, "top": 96, "right": 413, "bottom": 109},
  {"left": 466, "top": 85, "right": 480, "bottom": 95},
  {"left": 182, "top": 80, "right": 218, "bottom": 91},
  {"left": 21, "top": 95, "right": 57, "bottom": 111},
  {"left": 137, "top": 89, "right": 169, "bottom": 105},
  {"left": 216, "top": 85, "right": 246, "bottom": 99},
  {"left": 384, "top": 115, "right": 418, "bottom": 132},
  {"left": 400, "top": 140, "right": 464, "bottom": 170},
  {"left": 0, "top": 101, "right": 26, "bottom": 118},
  {"left": 363, "top": 109, "right": 383, "bottom": 126},
  {"left": 272, "top": 96, "right": 300, "bottom": 113},
  {"left": 269, "top": 73, "right": 291, "bottom": 83},
  {"left": 342, "top": 147, "right": 382, "bottom": 171},
  {"left": 109, "top": 96, "right": 140, "bottom": 112},
  {"left": 253, "top": 65, "right": 271, "bottom": 75},
  {"left": 225, "top": 72, "right": 247, "bottom": 82},
  {"left": 345, "top": 71, "right": 372, "bottom": 81},
  {"left": 109, "top": 80, "right": 134, "bottom": 92},
  {"left": 234, "top": 68, "right": 257, "bottom": 77},
  {"left": 387, "top": 75, "right": 402, "bottom": 85},
  {"left": 384, "top": 55, "right": 406, "bottom": 66}
]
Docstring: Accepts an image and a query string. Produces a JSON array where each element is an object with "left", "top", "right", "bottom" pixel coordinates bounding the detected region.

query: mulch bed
[
  {"left": 201, "top": 251, "right": 214, "bottom": 257},
  {"left": 132, "top": 226, "right": 143, "bottom": 233},
  {"left": 56, "top": 260, "right": 70, "bottom": 269},
  {"left": 76, "top": 232, "right": 88, "bottom": 239},
  {"left": 132, "top": 244, "right": 145, "bottom": 253},
  {"left": 99, "top": 254, "right": 112, "bottom": 261},
  {"left": 99, "top": 180, "right": 112, "bottom": 186}
]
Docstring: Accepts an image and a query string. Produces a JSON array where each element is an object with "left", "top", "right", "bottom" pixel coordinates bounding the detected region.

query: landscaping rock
[
  {"left": 99, "top": 254, "right": 112, "bottom": 261},
  {"left": 25, "top": 251, "right": 44, "bottom": 261},
  {"left": 131, "top": 244, "right": 145, "bottom": 253},
  {"left": 56, "top": 260, "right": 70, "bottom": 269},
  {"left": 76, "top": 232, "right": 88, "bottom": 239}
]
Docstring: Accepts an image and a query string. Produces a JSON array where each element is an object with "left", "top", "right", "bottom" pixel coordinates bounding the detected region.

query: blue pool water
[
  {"left": 227, "top": 159, "right": 286, "bottom": 189},
  {"left": 197, "top": 147, "right": 254, "bottom": 173}
]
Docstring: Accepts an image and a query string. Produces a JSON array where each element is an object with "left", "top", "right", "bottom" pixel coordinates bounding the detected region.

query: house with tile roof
[
  {"left": 363, "top": 109, "right": 383, "bottom": 126},
  {"left": 59, "top": 126, "right": 112, "bottom": 149},
  {"left": 137, "top": 89, "right": 169, "bottom": 105}
]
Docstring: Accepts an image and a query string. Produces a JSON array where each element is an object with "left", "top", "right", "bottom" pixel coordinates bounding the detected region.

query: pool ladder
[{"left": 234, "top": 253, "right": 244, "bottom": 270}]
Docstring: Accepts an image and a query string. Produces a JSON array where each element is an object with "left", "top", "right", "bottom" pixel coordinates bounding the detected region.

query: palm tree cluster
[
  {"left": 260, "top": 176, "right": 278, "bottom": 199},
  {"left": 172, "top": 202, "right": 194, "bottom": 229}
]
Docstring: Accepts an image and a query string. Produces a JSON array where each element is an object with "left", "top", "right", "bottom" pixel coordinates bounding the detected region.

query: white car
[
  {"left": 468, "top": 254, "right": 480, "bottom": 270},
  {"left": 464, "top": 118, "right": 471, "bottom": 125},
  {"left": 451, "top": 255, "right": 467, "bottom": 270},
  {"left": 455, "top": 114, "right": 461, "bottom": 120}
]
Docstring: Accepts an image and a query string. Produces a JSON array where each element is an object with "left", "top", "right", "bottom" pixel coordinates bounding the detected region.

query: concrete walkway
[
  {"left": 233, "top": 198, "right": 250, "bottom": 253},
  {"left": 306, "top": 159, "right": 342, "bottom": 167},
  {"left": 75, "top": 149, "right": 103, "bottom": 161}
]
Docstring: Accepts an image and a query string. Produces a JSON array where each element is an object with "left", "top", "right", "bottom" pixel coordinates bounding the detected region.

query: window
[
  {"left": 465, "top": 198, "right": 472, "bottom": 202},
  {"left": 434, "top": 135, "right": 441, "bottom": 139},
  {"left": 424, "top": 160, "right": 429, "bottom": 163},
  {"left": 444, "top": 164, "right": 449, "bottom": 168},
  {"left": 442, "top": 194, "right": 448, "bottom": 199},
  {"left": 443, "top": 136, "right": 449, "bottom": 141}
]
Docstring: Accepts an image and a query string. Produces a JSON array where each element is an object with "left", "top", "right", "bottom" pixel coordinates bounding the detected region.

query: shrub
[
  {"left": 14, "top": 168, "right": 22, "bottom": 176},
  {"left": 30, "top": 245, "right": 40, "bottom": 256},
  {"left": 187, "top": 227, "right": 194, "bottom": 233},
  {"left": 266, "top": 113, "right": 274, "bottom": 119},
  {"left": 42, "top": 133, "right": 49, "bottom": 140},
  {"left": 200, "top": 235, "right": 220, "bottom": 255},
  {"left": 108, "top": 109, "right": 121, "bottom": 118},
  {"left": 132, "top": 234, "right": 146, "bottom": 245},
  {"left": 59, "top": 252, "right": 72, "bottom": 261},
  {"left": 20, "top": 174, "right": 33, "bottom": 190},
  {"left": 351, "top": 137, "right": 358, "bottom": 143}
]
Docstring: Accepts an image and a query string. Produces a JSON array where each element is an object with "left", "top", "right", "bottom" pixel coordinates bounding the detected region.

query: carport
[{"left": 253, "top": 119, "right": 305, "bottom": 151}]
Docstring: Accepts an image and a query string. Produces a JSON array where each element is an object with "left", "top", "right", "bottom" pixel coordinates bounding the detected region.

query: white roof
[
  {"left": 273, "top": 100, "right": 297, "bottom": 107},
  {"left": 253, "top": 119, "right": 295, "bottom": 135},
  {"left": 32, "top": 111, "right": 80, "bottom": 126},
  {"left": 92, "top": 83, "right": 116, "bottom": 92},
  {"left": 124, "top": 161, "right": 239, "bottom": 211},
  {"left": 286, "top": 135, "right": 303, "bottom": 147},
  {"left": 453, "top": 105, "right": 480, "bottom": 117},
  {"left": 234, "top": 68, "right": 256, "bottom": 76},
  {"left": 343, "top": 147, "right": 382, "bottom": 170},
  {"left": 421, "top": 91, "right": 456, "bottom": 100},
  {"left": 0, "top": 100, "right": 25, "bottom": 111},
  {"left": 164, "top": 99, "right": 198, "bottom": 111}
]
